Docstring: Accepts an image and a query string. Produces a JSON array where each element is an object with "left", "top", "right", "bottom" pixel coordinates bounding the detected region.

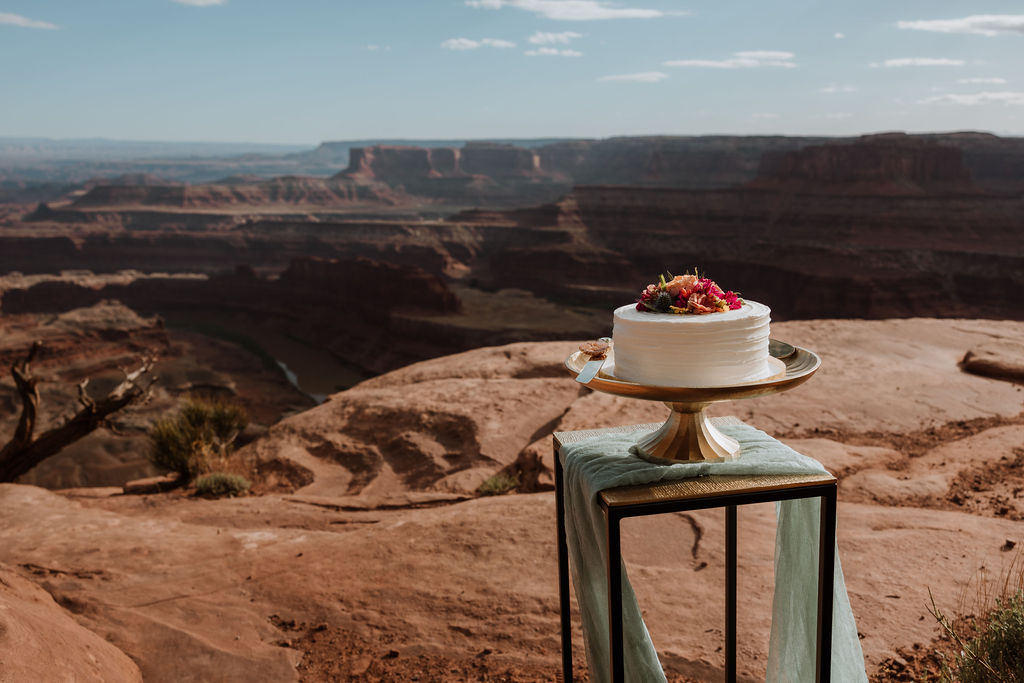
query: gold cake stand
[{"left": 564, "top": 340, "right": 821, "bottom": 463}]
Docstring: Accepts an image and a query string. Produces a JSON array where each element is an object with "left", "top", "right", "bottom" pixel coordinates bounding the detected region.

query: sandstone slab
[{"left": 0, "top": 562, "right": 142, "bottom": 683}]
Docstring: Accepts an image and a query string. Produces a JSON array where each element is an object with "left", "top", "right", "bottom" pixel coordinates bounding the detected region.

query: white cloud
[
  {"left": 365, "top": 44, "right": 392, "bottom": 51},
  {"left": 897, "top": 15, "right": 1024, "bottom": 37},
  {"left": 751, "top": 112, "right": 779, "bottom": 119},
  {"left": 826, "top": 112, "right": 853, "bottom": 119},
  {"left": 172, "top": 0, "right": 226, "bottom": 5},
  {"left": 442, "top": 37, "right": 516, "bottom": 50},
  {"left": 735, "top": 51, "right": 793, "bottom": 60},
  {"left": 665, "top": 50, "right": 796, "bottom": 69},
  {"left": 442, "top": 38, "right": 481, "bottom": 50},
  {"left": 525, "top": 47, "right": 582, "bottom": 56},
  {"left": 528, "top": 30, "right": 583, "bottom": 44},
  {"left": 598, "top": 71, "right": 668, "bottom": 82},
  {"left": 820, "top": 85, "right": 857, "bottom": 93},
  {"left": 466, "top": 0, "right": 672, "bottom": 21},
  {"left": 920, "top": 91, "right": 1024, "bottom": 105},
  {"left": 872, "top": 57, "right": 965, "bottom": 67},
  {"left": 0, "top": 12, "right": 58, "bottom": 29},
  {"left": 834, "top": 32, "right": 845, "bottom": 39},
  {"left": 959, "top": 77, "right": 1006, "bottom": 84}
]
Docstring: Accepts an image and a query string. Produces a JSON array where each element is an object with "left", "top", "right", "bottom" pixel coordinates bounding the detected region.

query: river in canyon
[{"left": 162, "top": 310, "right": 368, "bottom": 402}]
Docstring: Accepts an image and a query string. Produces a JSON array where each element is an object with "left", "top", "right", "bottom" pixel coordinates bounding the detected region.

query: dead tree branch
[{"left": 0, "top": 344, "right": 157, "bottom": 482}]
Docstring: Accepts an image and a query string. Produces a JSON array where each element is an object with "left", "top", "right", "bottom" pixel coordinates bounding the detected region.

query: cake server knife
[{"left": 576, "top": 337, "right": 612, "bottom": 384}]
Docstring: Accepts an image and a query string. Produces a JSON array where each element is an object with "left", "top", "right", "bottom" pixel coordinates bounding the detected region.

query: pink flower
[
  {"left": 723, "top": 290, "right": 742, "bottom": 310},
  {"left": 697, "top": 278, "right": 724, "bottom": 298}
]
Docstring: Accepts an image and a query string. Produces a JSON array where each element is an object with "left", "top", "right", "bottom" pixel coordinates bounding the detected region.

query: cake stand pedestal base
[
  {"left": 633, "top": 403, "right": 740, "bottom": 463},
  {"left": 565, "top": 342, "right": 821, "bottom": 465}
]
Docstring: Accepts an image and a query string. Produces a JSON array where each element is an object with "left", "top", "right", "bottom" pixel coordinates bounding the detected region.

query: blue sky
[{"left": 3, "top": 1, "right": 1023, "bottom": 144}]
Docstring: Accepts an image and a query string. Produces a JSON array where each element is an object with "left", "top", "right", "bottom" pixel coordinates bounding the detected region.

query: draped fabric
[{"left": 560, "top": 419, "right": 867, "bottom": 683}]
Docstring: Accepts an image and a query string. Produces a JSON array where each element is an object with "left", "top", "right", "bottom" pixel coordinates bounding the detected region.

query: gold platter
[{"left": 564, "top": 341, "right": 820, "bottom": 463}]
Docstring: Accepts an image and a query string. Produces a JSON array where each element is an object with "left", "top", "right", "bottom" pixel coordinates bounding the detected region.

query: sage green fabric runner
[{"left": 559, "top": 418, "right": 866, "bottom": 683}]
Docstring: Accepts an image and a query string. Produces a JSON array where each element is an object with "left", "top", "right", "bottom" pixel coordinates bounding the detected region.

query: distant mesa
[
  {"left": 68, "top": 175, "right": 402, "bottom": 209},
  {"left": 331, "top": 133, "right": 1024, "bottom": 203},
  {"left": 750, "top": 134, "right": 979, "bottom": 195},
  {"left": 338, "top": 143, "right": 543, "bottom": 181},
  {"left": 21, "top": 133, "right": 1024, "bottom": 213},
  {"left": 209, "top": 174, "right": 265, "bottom": 185},
  {"left": 84, "top": 173, "right": 178, "bottom": 187}
]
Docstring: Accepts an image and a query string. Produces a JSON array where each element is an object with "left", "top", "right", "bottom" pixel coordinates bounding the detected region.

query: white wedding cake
[
  {"left": 612, "top": 300, "right": 772, "bottom": 387},
  {"left": 609, "top": 272, "right": 774, "bottom": 387}
]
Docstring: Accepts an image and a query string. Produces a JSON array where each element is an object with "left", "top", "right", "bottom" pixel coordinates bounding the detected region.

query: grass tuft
[
  {"left": 476, "top": 472, "right": 518, "bottom": 496},
  {"left": 147, "top": 398, "right": 248, "bottom": 481},
  {"left": 195, "top": 472, "right": 252, "bottom": 498},
  {"left": 928, "top": 553, "right": 1024, "bottom": 682}
]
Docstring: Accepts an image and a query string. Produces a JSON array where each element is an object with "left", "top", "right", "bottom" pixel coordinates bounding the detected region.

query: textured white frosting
[{"left": 611, "top": 300, "right": 772, "bottom": 387}]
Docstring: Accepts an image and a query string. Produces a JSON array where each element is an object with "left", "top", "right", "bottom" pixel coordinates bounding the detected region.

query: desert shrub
[
  {"left": 148, "top": 398, "right": 248, "bottom": 480},
  {"left": 476, "top": 471, "right": 518, "bottom": 496},
  {"left": 934, "top": 590, "right": 1024, "bottom": 682},
  {"left": 195, "top": 472, "right": 251, "bottom": 498}
]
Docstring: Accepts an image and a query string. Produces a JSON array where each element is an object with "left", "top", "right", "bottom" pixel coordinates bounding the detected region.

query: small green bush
[
  {"left": 148, "top": 398, "right": 248, "bottom": 480},
  {"left": 195, "top": 472, "right": 251, "bottom": 498},
  {"left": 937, "top": 590, "right": 1024, "bottom": 682},
  {"left": 476, "top": 471, "right": 518, "bottom": 496}
]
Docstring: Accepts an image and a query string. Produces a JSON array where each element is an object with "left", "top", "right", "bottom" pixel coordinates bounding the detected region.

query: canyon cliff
[
  {"left": 2, "top": 136, "right": 1022, "bottom": 372},
  {"left": 751, "top": 134, "right": 978, "bottom": 195},
  {"left": 331, "top": 133, "right": 1024, "bottom": 203}
]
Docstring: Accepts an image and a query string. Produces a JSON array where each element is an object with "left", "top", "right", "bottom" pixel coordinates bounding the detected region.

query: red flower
[{"left": 636, "top": 283, "right": 659, "bottom": 311}]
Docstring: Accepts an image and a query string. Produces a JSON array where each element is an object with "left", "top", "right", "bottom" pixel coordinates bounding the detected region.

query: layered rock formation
[
  {"left": 8, "top": 135, "right": 1021, "bottom": 324},
  {"left": 1, "top": 134, "right": 1022, "bottom": 431},
  {"left": 8, "top": 133, "right": 1024, "bottom": 200},
  {"left": 751, "top": 134, "right": 978, "bottom": 195},
  {"left": 337, "top": 143, "right": 564, "bottom": 206},
  {"left": 561, "top": 184, "right": 1024, "bottom": 319},
  {"left": 0, "top": 258, "right": 571, "bottom": 379},
  {"left": 332, "top": 133, "right": 1024, "bottom": 203},
  {"left": 70, "top": 176, "right": 402, "bottom": 210}
]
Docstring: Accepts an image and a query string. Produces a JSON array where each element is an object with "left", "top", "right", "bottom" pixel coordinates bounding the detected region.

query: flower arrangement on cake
[{"left": 635, "top": 272, "right": 742, "bottom": 315}]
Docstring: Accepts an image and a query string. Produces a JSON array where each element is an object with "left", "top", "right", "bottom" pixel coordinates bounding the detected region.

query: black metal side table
[{"left": 554, "top": 423, "right": 838, "bottom": 683}]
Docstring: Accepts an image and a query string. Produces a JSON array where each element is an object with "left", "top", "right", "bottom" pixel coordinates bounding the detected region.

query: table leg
[
  {"left": 555, "top": 446, "right": 572, "bottom": 682},
  {"left": 816, "top": 486, "right": 837, "bottom": 683},
  {"left": 725, "top": 505, "right": 737, "bottom": 683},
  {"left": 607, "top": 509, "right": 624, "bottom": 683}
]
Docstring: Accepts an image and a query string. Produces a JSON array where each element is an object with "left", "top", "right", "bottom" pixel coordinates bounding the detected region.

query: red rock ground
[{"left": 2, "top": 318, "right": 1024, "bottom": 681}]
